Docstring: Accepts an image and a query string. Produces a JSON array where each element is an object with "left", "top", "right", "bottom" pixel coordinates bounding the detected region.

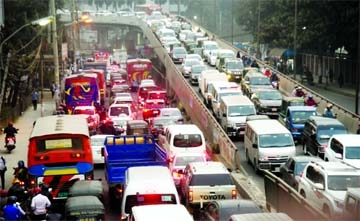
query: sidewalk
[{"left": 1, "top": 90, "right": 54, "bottom": 190}]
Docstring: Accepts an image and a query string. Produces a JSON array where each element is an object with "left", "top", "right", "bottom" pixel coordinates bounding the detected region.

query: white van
[
  {"left": 244, "top": 119, "right": 296, "bottom": 173},
  {"left": 219, "top": 95, "right": 256, "bottom": 137},
  {"left": 324, "top": 134, "right": 360, "bottom": 168},
  {"left": 229, "top": 212, "right": 294, "bottom": 221},
  {"left": 121, "top": 166, "right": 180, "bottom": 220},
  {"left": 202, "top": 40, "right": 219, "bottom": 61},
  {"left": 158, "top": 124, "right": 206, "bottom": 160},
  {"left": 209, "top": 82, "right": 242, "bottom": 118},
  {"left": 129, "top": 204, "right": 193, "bottom": 221},
  {"left": 199, "top": 70, "right": 227, "bottom": 101}
]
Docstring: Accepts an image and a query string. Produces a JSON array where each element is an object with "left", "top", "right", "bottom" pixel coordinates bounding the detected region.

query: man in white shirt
[{"left": 31, "top": 187, "right": 51, "bottom": 220}]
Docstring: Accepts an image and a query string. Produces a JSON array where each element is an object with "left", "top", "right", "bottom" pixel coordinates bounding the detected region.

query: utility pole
[
  {"left": 356, "top": 0, "right": 360, "bottom": 114},
  {"left": 293, "top": 0, "right": 298, "bottom": 80},
  {"left": 50, "top": 0, "right": 60, "bottom": 88},
  {"left": 256, "top": 0, "right": 261, "bottom": 59},
  {"left": 231, "top": 0, "right": 234, "bottom": 45},
  {"left": 177, "top": 0, "right": 180, "bottom": 16}
]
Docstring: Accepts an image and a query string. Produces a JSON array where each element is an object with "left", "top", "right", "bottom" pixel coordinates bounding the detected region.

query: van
[
  {"left": 301, "top": 116, "right": 348, "bottom": 159},
  {"left": 121, "top": 166, "right": 180, "bottom": 220},
  {"left": 129, "top": 204, "right": 193, "bottom": 221},
  {"left": 202, "top": 40, "right": 219, "bottom": 62},
  {"left": 244, "top": 119, "right": 296, "bottom": 173},
  {"left": 198, "top": 70, "right": 227, "bottom": 101},
  {"left": 215, "top": 49, "right": 236, "bottom": 70},
  {"left": 158, "top": 124, "right": 206, "bottom": 160},
  {"left": 324, "top": 134, "right": 360, "bottom": 168},
  {"left": 219, "top": 95, "right": 256, "bottom": 137},
  {"left": 343, "top": 188, "right": 360, "bottom": 220},
  {"left": 209, "top": 82, "right": 242, "bottom": 118},
  {"left": 228, "top": 212, "right": 294, "bottom": 221}
]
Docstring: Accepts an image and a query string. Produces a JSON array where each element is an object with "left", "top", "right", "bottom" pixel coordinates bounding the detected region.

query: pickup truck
[{"left": 102, "top": 135, "right": 167, "bottom": 204}]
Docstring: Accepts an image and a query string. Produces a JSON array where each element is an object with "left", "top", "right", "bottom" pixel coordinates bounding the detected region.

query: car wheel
[
  {"left": 254, "top": 158, "right": 261, "bottom": 174},
  {"left": 246, "top": 150, "right": 250, "bottom": 164},
  {"left": 300, "top": 190, "right": 306, "bottom": 198},
  {"left": 323, "top": 204, "right": 330, "bottom": 215}
]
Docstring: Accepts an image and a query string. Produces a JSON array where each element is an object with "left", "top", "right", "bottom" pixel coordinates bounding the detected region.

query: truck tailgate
[{"left": 190, "top": 185, "right": 236, "bottom": 204}]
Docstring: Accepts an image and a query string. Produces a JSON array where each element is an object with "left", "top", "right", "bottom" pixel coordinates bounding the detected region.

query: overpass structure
[{"left": 59, "top": 14, "right": 349, "bottom": 220}]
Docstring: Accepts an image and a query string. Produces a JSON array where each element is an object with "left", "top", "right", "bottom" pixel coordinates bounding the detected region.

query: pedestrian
[
  {"left": 338, "top": 73, "right": 344, "bottom": 88},
  {"left": 50, "top": 81, "right": 56, "bottom": 98},
  {"left": 30, "top": 187, "right": 51, "bottom": 221},
  {"left": 328, "top": 68, "right": 334, "bottom": 83},
  {"left": 0, "top": 155, "right": 6, "bottom": 190},
  {"left": 54, "top": 86, "right": 60, "bottom": 110},
  {"left": 31, "top": 89, "right": 39, "bottom": 111}
]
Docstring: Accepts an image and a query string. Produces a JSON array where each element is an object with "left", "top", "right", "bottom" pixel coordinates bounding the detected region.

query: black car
[
  {"left": 171, "top": 46, "right": 187, "bottom": 64},
  {"left": 279, "top": 156, "right": 323, "bottom": 190},
  {"left": 199, "top": 199, "right": 262, "bottom": 221},
  {"left": 301, "top": 116, "right": 348, "bottom": 158}
]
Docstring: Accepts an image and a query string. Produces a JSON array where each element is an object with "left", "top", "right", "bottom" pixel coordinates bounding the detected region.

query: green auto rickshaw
[
  {"left": 65, "top": 196, "right": 105, "bottom": 221},
  {"left": 68, "top": 180, "right": 104, "bottom": 202},
  {"left": 279, "top": 96, "right": 305, "bottom": 118}
]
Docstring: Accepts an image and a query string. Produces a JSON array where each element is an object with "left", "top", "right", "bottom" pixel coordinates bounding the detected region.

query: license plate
[
  {"left": 274, "top": 167, "right": 280, "bottom": 172},
  {"left": 272, "top": 108, "right": 277, "bottom": 111},
  {"left": 8, "top": 140, "right": 14, "bottom": 145},
  {"left": 57, "top": 192, "right": 68, "bottom": 198},
  {"left": 235, "top": 76, "right": 240, "bottom": 79},
  {"left": 239, "top": 131, "right": 245, "bottom": 135},
  {"left": 153, "top": 110, "right": 159, "bottom": 114}
]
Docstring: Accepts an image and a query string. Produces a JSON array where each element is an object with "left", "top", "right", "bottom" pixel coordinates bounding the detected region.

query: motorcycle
[
  {"left": 271, "top": 81, "right": 279, "bottom": 90},
  {"left": 5, "top": 136, "right": 16, "bottom": 153}
]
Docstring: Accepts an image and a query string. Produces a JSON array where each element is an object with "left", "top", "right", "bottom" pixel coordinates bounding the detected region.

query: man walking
[
  {"left": 31, "top": 89, "right": 39, "bottom": 111},
  {"left": 0, "top": 155, "right": 6, "bottom": 189},
  {"left": 31, "top": 187, "right": 51, "bottom": 220}
]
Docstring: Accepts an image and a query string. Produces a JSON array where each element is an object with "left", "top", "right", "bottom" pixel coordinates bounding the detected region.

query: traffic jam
[{"left": 2, "top": 5, "right": 359, "bottom": 221}]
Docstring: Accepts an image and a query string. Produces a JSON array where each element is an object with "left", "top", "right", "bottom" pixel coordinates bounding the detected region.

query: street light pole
[
  {"left": 293, "top": 0, "right": 298, "bottom": 80},
  {"left": 50, "top": 0, "right": 60, "bottom": 88},
  {"left": 231, "top": 0, "right": 234, "bottom": 45}
]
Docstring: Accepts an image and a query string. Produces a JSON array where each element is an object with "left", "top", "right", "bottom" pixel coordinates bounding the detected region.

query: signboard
[{"left": 62, "top": 43, "right": 68, "bottom": 61}]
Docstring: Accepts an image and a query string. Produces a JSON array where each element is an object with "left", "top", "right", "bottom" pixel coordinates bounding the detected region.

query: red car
[{"left": 142, "top": 99, "right": 166, "bottom": 121}]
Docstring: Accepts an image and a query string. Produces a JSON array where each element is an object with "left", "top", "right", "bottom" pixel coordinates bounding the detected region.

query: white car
[
  {"left": 184, "top": 54, "right": 203, "bottom": 63},
  {"left": 180, "top": 59, "right": 202, "bottom": 78},
  {"left": 112, "top": 94, "right": 134, "bottom": 106},
  {"left": 159, "top": 108, "right": 184, "bottom": 123},
  {"left": 90, "top": 135, "right": 113, "bottom": 164},
  {"left": 298, "top": 161, "right": 360, "bottom": 217},
  {"left": 72, "top": 106, "right": 100, "bottom": 127},
  {"left": 179, "top": 30, "right": 192, "bottom": 42},
  {"left": 168, "top": 152, "right": 207, "bottom": 187},
  {"left": 108, "top": 103, "right": 135, "bottom": 120}
]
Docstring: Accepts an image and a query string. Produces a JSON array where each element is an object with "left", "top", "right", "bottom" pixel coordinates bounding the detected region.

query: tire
[
  {"left": 300, "top": 190, "right": 306, "bottom": 198},
  {"left": 254, "top": 158, "right": 261, "bottom": 174},
  {"left": 303, "top": 143, "right": 308, "bottom": 155},
  {"left": 322, "top": 204, "right": 330, "bottom": 215},
  {"left": 246, "top": 150, "right": 251, "bottom": 164}
]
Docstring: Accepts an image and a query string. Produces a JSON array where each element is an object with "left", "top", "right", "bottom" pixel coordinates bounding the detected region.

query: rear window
[
  {"left": 36, "top": 138, "right": 83, "bottom": 152},
  {"left": 174, "top": 155, "right": 206, "bottom": 167},
  {"left": 124, "top": 194, "right": 177, "bottom": 214},
  {"left": 73, "top": 109, "right": 95, "bottom": 115},
  {"left": 148, "top": 92, "right": 166, "bottom": 100},
  {"left": 109, "top": 106, "right": 129, "bottom": 116},
  {"left": 190, "top": 174, "right": 233, "bottom": 186},
  {"left": 173, "top": 134, "right": 203, "bottom": 147}
]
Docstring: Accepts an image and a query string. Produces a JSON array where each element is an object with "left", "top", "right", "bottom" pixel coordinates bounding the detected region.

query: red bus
[
  {"left": 27, "top": 115, "right": 93, "bottom": 200},
  {"left": 126, "top": 58, "right": 152, "bottom": 90}
]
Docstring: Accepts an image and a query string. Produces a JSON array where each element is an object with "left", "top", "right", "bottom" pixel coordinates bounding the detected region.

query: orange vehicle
[
  {"left": 126, "top": 58, "right": 152, "bottom": 91},
  {"left": 27, "top": 115, "right": 93, "bottom": 200}
]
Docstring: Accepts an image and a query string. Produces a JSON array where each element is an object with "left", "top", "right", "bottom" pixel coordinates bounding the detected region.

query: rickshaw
[
  {"left": 126, "top": 120, "right": 150, "bottom": 135},
  {"left": 68, "top": 180, "right": 104, "bottom": 202},
  {"left": 65, "top": 196, "right": 105, "bottom": 221},
  {"left": 279, "top": 96, "right": 305, "bottom": 118}
]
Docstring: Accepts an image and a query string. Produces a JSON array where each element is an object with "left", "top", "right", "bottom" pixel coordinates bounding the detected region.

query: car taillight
[
  {"left": 231, "top": 189, "right": 237, "bottom": 199},
  {"left": 70, "top": 153, "right": 85, "bottom": 158},
  {"left": 34, "top": 155, "right": 49, "bottom": 161},
  {"left": 188, "top": 190, "right": 193, "bottom": 202}
]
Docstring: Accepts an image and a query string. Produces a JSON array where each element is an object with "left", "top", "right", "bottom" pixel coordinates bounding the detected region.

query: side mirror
[
  {"left": 252, "top": 143, "right": 258, "bottom": 148},
  {"left": 314, "top": 183, "right": 324, "bottom": 190},
  {"left": 334, "top": 153, "right": 342, "bottom": 159}
]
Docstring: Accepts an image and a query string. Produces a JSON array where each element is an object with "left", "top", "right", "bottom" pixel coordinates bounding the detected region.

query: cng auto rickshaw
[
  {"left": 68, "top": 180, "right": 104, "bottom": 202},
  {"left": 65, "top": 196, "right": 105, "bottom": 221},
  {"left": 126, "top": 120, "right": 150, "bottom": 135}
]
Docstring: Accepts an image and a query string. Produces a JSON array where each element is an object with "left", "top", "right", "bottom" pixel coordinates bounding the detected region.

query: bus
[
  {"left": 126, "top": 58, "right": 152, "bottom": 91},
  {"left": 82, "top": 69, "right": 106, "bottom": 105},
  {"left": 63, "top": 73, "right": 100, "bottom": 113},
  {"left": 27, "top": 115, "right": 93, "bottom": 200}
]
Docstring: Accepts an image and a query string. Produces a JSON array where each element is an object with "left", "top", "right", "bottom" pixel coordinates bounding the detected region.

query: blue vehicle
[
  {"left": 102, "top": 135, "right": 167, "bottom": 204},
  {"left": 279, "top": 106, "right": 318, "bottom": 140}
]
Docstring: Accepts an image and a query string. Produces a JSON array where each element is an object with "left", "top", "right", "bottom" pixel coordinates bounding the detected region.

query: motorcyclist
[
  {"left": 2, "top": 195, "right": 23, "bottom": 221},
  {"left": 4, "top": 121, "right": 18, "bottom": 145},
  {"left": 323, "top": 104, "right": 336, "bottom": 118},
  {"left": 269, "top": 72, "right": 280, "bottom": 89},
  {"left": 13, "top": 160, "right": 28, "bottom": 186},
  {"left": 99, "top": 119, "right": 116, "bottom": 135},
  {"left": 250, "top": 60, "right": 260, "bottom": 68},
  {"left": 294, "top": 86, "right": 306, "bottom": 97},
  {"left": 264, "top": 68, "right": 272, "bottom": 78},
  {"left": 305, "top": 94, "right": 318, "bottom": 107},
  {"left": 8, "top": 179, "right": 27, "bottom": 202}
]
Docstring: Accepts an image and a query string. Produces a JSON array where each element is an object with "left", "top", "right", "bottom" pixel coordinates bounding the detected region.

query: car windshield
[
  {"left": 192, "top": 65, "right": 206, "bottom": 74},
  {"left": 292, "top": 111, "right": 317, "bottom": 124},
  {"left": 227, "top": 61, "right": 244, "bottom": 69},
  {"left": 190, "top": 174, "right": 233, "bottom": 186},
  {"left": 250, "top": 77, "right": 271, "bottom": 85},
  {"left": 219, "top": 92, "right": 241, "bottom": 101},
  {"left": 160, "top": 109, "right": 181, "bottom": 117},
  {"left": 220, "top": 52, "right": 235, "bottom": 58},
  {"left": 259, "top": 134, "right": 294, "bottom": 148},
  {"left": 153, "top": 118, "right": 177, "bottom": 127},
  {"left": 174, "top": 155, "right": 206, "bottom": 167},
  {"left": 185, "top": 59, "right": 200, "bottom": 66},
  {"left": 173, "top": 134, "right": 202, "bottom": 148},
  {"left": 109, "top": 106, "right": 129, "bottom": 116},
  {"left": 327, "top": 175, "right": 360, "bottom": 191},
  {"left": 173, "top": 48, "right": 186, "bottom": 54},
  {"left": 258, "top": 91, "right": 282, "bottom": 100},
  {"left": 228, "top": 105, "right": 255, "bottom": 116},
  {"left": 204, "top": 44, "right": 218, "bottom": 50},
  {"left": 345, "top": 147, "right": 360, "bottom": 159},
  {"left": 317, "top": 126, "right": 347, "bottom": 143}
]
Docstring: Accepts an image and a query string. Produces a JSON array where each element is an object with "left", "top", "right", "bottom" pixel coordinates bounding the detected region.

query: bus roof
[
  {"left": 126, "top": 58, "right": 152, "bottom": 64},
  {"left": 30, "top": 115, "right": 90, "bottom": 139}
]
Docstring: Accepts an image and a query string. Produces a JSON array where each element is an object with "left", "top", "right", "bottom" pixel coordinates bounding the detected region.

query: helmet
[
  {"left": 7, "top": 195, "right": 17, "bottom": 204},
  {"left": 34, "top": 187, "right": 42, "bottom": 194},
  {"left": 17, "top": 160, "right": 25, "bottom": 168},
  {"left": 296, "top": 86, "right": 302, "bottom": 90},
  {"left": 12, "top": 178, "right": 20, "bottom": 185},
  {"left": 327, "top": 104, "right": 333, "bottom": 108},
  {"left": 308, "top": 94, "right": 313, "bottom": 98},
  {"left": 8, "top": 121, "right": 13, "bottom": 127}
]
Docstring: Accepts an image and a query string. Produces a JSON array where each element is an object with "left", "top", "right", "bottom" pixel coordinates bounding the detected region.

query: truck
[{"left": 102, "top": 135, "right": 167, "bottom": 204}]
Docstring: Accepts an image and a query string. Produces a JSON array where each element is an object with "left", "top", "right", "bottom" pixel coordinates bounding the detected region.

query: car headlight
[
  {"left": 227, "top": 122, "right": 236, "bottom": 127},
  {"left": 259, "top": 156, "right": 268, "bottom": 161},
  {"left": 334, "top": 199, "right": 344, "bottom": 209}
]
